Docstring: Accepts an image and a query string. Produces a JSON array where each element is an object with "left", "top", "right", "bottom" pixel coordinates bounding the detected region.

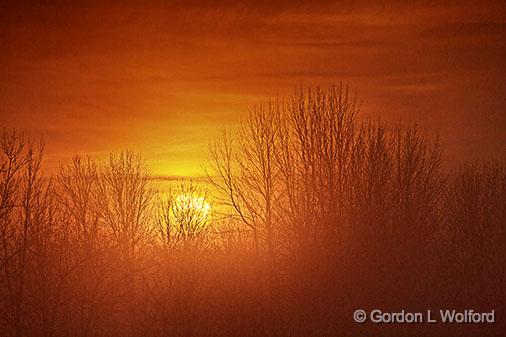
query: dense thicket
[{"left": 1, "top": 87, "right": 504, "bottom": 336}]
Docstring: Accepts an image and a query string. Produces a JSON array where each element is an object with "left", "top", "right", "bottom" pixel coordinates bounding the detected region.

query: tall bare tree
[
  {"left": 0, "top": 130, "right": 53, "bottom": 337},
  {"left": 96, "top": 151, "right": 154, "bottom": 260},
  {"left": 209, "top": 102, "right": 282, "bottom": 256}
]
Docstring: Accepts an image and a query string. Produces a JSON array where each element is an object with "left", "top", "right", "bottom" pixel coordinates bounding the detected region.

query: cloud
[{"left": 1, "top": 0, "right": 505, "bottom": 174}]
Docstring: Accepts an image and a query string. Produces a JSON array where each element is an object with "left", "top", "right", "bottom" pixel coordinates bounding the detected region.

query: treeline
[{"left": 1, "top": 86, "right": 504, "bottom": 336}]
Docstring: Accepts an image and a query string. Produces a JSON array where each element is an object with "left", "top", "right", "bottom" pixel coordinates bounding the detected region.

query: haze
[{"left": 1, "top": 1, "right": 505, "bottom": 177}]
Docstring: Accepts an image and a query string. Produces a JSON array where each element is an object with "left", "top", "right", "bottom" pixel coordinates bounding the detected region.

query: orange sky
[{"left": 1, "top": 1, "right": 505, "bottom": 177}]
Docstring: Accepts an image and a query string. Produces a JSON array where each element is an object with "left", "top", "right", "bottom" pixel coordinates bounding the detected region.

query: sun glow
[{"left": 175, "top": 193, "right": 211, "bottom": 218}]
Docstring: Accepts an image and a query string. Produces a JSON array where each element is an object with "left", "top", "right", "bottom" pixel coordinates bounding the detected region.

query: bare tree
[
  {"left": 0, "top": 130, "right": 30, "bottom": 271},
  {"left": 55, "top": 156, "right": 107, "bottom": 337},
  {"left": 279, "top": 86, "right": 360, "bottom": 247},
  {"left": 156, "top": 182, "right": 213, "bottom": 245},
  {"left": 209, "top": 102, "right": 282, "bottom": 255},
  {"left": 0, "top": 130, "right": 53, "bottom": 337},
  {"left": 57, "top": 156, "right": 102, "bottom": 256},
  {"left": 390, "top": 125, "right": 443, "bottom": 245},
  {"left": 443, "top": 160, "right": 505, "bottom": 285},
  {"left": 96, "top": 151, "right": 154, "bottom": 260}
]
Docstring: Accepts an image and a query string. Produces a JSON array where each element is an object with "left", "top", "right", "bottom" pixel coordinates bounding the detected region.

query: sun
[{"left": 175, "top": 193, "right": 211, "bottom": 218}]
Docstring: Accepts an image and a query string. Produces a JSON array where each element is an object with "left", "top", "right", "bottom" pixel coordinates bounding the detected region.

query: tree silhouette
[
  {"left": 96, "top": 151, "right": 154, "bottom": 260},
  {"left": 0, "top": 86, "right": 504, "bottom": 337},
  {"left": 156, "top": 182, "right": 213, "bottom": 245}
]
